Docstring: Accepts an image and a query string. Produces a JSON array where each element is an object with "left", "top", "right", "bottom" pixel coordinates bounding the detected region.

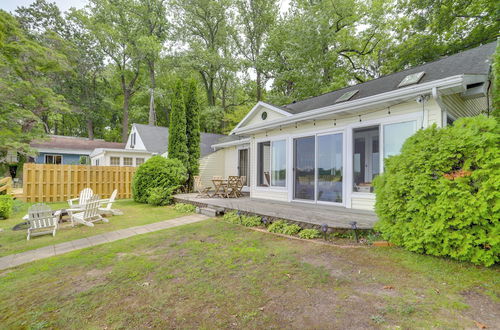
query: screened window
[
  {"left": 383, "top": 121, "right": 417, "bottom": 159},
  {"left": 45, "top": 154, "right": 62, "bottom": 164},
  {"left": 135, "top": 158, "right": 145, "bottom": 166},
  {"left": 130, "top": 133, "right": 136, "bottom": 148},
  {"left": 123, "top": 157, "right": 133, "bottom": 166},
  {"left": 110, "top": 157, "right": 120, "bottom": 166},
  {"left": 271, "top": 140, "right": 286, "bottom": 187}
]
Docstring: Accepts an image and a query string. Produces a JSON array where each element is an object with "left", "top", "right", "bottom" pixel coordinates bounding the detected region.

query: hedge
[{"left": 374, "top": 116, "right": 499, "bottom": 266}]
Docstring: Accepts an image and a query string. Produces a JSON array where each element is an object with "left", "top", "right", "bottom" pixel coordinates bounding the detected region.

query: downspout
[{"left": 432, "top": 87, "right": 447, "bottom": 127}]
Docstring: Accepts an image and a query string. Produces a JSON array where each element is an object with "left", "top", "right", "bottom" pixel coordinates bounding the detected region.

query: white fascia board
[
  {"left": 229, "top": 101, "right": 292, "bottom": 135},
  {"left": 233, "top": 75, "right": 467, "bottom": 135},
  {"left": 90, "top": 148, "right": 151, "bottom": 158},
  {"left": 35, "top": 148, "right": 92, "bottom": 155},
  {"left": 211, "top": 138, "right": 250, "bottom": 150}
]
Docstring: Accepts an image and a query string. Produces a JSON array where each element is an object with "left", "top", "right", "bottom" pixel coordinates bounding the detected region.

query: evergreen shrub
[
  {"left": 0, "top": 194, "right": 14, "bottom": 219},
  {"left": 132, "top": 156, "right": 187, "bottom": 204},
  {"left": 374, "top": 116, "right": 499, "bottom": 266}
]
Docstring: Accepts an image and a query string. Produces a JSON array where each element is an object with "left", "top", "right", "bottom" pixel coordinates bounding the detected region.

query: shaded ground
[
  {"left": 0, "top": 200, "right": 189, "bottom": 257},
  {"left": 0, "top": 219, "right": 498, "bottom": 329}
]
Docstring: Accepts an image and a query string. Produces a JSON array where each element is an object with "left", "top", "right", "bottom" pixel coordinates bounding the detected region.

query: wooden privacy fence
[
  {"left": 23, "top": 163, "right": 136, "bottom": 202},
  {"left": 0, "top": 177, "right": 13, "bottom": 195}
]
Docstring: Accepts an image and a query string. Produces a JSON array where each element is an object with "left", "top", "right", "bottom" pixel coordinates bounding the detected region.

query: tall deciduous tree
[
  {"left": 168, "top": 80, "right": 189, "bottom": 168},
  {"left": 172, "top": 0, "right": 234, "bottom": 107},
  {"left": 134, "top": 0, "right": 169, "bottom": 126},
  {"left": 84, "top": 0, "right": 143, "bottom": 142},
  {"left": 184, "top": 78, "right": 201, "bottom": 189},
  {"left": 0, "top": 10, "right": 68, "bottom": 155},
  {"left": 235, "top": 0, "right": 278, "bottom": 101}
]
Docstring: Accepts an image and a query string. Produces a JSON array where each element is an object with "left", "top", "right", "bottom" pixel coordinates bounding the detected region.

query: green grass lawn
[
  {"left": 0, "top": 199, "right": 190, "bottom": 257},
  {"left": 0, "top": 219, "right": 498, "bottom": 329}
]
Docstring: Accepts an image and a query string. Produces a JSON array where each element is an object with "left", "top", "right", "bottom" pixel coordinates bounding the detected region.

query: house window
[
  {"left": 110, "top": 157, "right": 120, "bottom": 166},
  {"left": 257, "top": 140, "right": 286, "bottom": 187},
  {"left": 123, "top": 157, "right": 133, "bottom": 166},
  {"left": 257, "top": 142, "right": 270, "bottom": 186},
  {"left": 79, "top": 156, "right": 90, "bottom": 165},
  {"left": 45, "top": 154, "right": 62, "bottom": 164},
  {"left": 135, "top": 158, "right": 145, "bottom": 166},
  {"left": 94, "top": 159, "right": 100, "bottom": 166},
  {"left": 383, "top": 121, "right": 417, "bottom": 159},
  {"left": 353, "top": 126, "right": 379, "bottom": 193},
  {"left": 271, "top": 140, "right": 286, "bottom": 187}
]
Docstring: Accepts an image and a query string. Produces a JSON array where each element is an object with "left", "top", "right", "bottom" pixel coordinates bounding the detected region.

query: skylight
[
  {"left": 336, "top": 90, "right": 359, "bottom": 103},
  {"left": 398, "top": 71, "right": 425, "bottom": 87}
]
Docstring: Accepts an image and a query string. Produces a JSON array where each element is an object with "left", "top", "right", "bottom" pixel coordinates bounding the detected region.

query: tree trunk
[
  {"left": 122, "top": 90, "right": 130, "bottom": 143},
  {"left": 87, "top": 119, "right": 94, "bottom": 140},
  {"left": 256, "top": 70, "right": 262, "bottom": 101},
  {"left": 148, "top": 60, "right": 156, "bottom": 125}
]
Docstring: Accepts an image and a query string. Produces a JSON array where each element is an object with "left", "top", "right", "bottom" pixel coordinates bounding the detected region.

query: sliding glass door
[
  {"left": 293, "top": 133, "right": 344, "bottom": 204},
  {"left": 317, "top": 133, "right": 343, "bottom": 203},
  {"left": 293, "top": 136, "right": 315, "bottom": 200}
]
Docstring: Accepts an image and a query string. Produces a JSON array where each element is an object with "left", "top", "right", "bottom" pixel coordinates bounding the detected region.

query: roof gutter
[
  {"left": 211, "top": 138, "right": 250, "bottom": 150},
  {"left": 233, "top": 75, "right": 467, "bottom": 135}
]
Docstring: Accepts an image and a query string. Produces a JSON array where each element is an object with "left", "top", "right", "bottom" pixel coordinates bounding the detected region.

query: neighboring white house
[
  {"left": 90, "top": 124, "right": 226, "bottom": 174},
  {"left": 208, "top": 41, "right": 496, "bottom": 211}
]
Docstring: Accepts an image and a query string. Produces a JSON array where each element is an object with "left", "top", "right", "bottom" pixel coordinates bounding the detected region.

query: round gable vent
[{"left": 261, "top": 111, "right": 268, "bottom": 120}]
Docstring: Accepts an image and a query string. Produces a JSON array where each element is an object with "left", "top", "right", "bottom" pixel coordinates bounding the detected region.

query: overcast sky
[{"left": 1, "top": 0, "right": 290, "bottom": 14}]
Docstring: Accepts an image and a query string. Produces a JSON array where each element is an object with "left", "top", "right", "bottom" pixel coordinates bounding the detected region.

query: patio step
[{"left": 197, "top": 207, "right": 224, "bottom": 217}]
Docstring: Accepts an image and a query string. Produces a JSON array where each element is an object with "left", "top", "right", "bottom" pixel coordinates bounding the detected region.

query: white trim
[
  {"left": 211, "top": 138, "right": 250, "bottom": 150},
  {"left": 234, "top": 75, "right": 467, "bottom": 135},
  {"left": 35, "top": 148, "right": 92, "bottom": 155},
  {"left": 230, "top": 101, "right": 292, "bottom": 135}
]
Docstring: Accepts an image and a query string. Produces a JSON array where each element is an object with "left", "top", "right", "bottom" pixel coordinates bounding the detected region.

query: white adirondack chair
[
  {"left": 68, "top": 188, "right": 94, "bottom": 209},
  {"left": 27, "top": 203, "right": 59, "bottom": 240},
  {"left": 68, "top": 195, "right": 108, "bottom": 227},
  {"left": 98, "top": 189, "right": 122, "bottom": 215}
]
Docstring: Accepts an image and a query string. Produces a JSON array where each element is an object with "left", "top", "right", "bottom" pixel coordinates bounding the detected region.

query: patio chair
[
  {"left": 68, "top": 195, "right": 108, "bottom": 227},
  {"left": 68, "top": 188, "right": 94, "bottom": 209},
  {"left": 212, "top": 178, "right": 228, "bottom": 198},
  {"left": 238, "top": 176, "right": 246, "bottom": 195},
  {"left": 194, "top": 176, "right": 211, "bottom": 198},
  {"left": 228, "top": 176, "right": 242, "bottom": 198},
  {"left": 98, "top": 189, "right": 122, "bottom": 215},
  {"left": 27, "top": 203, "right": 59, "bottom": 240}
]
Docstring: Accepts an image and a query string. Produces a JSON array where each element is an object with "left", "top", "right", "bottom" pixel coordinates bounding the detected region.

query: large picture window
[
  {"left": 257, "top": 140, "right": 286, "bottom": 187},
  {"left": 271, "top": 140, "right": 286, "bottom": 187},
  {"left": 383, "top": 121, "right": 417, "bottom": 159}
]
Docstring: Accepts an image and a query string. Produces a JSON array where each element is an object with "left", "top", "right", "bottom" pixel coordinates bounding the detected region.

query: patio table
[{"left": 212, "top": 179, "right": 228, "bottom": 198}]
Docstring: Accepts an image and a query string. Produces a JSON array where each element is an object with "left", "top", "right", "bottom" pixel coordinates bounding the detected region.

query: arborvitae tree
[
  {"left": 184, "top": 78, "right": 201, "bottom": 190},
  {"left": 168, "top": 80, "right": 189, "bottom": 169}
]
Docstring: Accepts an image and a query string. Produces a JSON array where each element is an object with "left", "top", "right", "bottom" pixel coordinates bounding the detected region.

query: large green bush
[
  {"left": 374, "top": 116, "right": 499, "bottom": 266},
  {"left": 0, "top": 195, "right": 14, "bottom": 219},
  {"left": 132, "top": 156, "right": 187, "bottom": 204}
]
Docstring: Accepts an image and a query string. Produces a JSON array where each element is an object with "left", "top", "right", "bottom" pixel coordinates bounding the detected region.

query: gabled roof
[
  {"left": 282, "top": 41, "right": 496, "bottom": 114},
  {"left": 230, "top": 101, "right": 292, "bottom": 134},
  {"left": 133, "top": 123, "right": 225, "bottom": 157},
  {"left": 30, "top": 135, "right": 125, "bottom": 151}
]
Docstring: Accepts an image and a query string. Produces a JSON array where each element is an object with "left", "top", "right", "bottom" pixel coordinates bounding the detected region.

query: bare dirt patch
[{"left": 460, "top": 289, "right": 500, "bottom": 328}]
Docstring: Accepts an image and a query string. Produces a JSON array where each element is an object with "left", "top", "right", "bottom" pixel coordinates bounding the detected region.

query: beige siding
[
  {"left": 245, "top": 107, "right": 287, "bottom": 127},
  {"left": 252, "top": 189, "right": 288, "bottom": 201},
  {"left": 351, "top": 195, "right": 376, "bottom": 211},
  {"left": 199, "top": 150, "right": 225, "bottom": 187}
]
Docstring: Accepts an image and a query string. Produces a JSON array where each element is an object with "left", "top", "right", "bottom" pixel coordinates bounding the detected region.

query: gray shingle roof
[
  {"left": 283, "top": 41, "right": 497, "bottom": 114},
  {"left": 133, "top": 124, "right": 225, "bottom": 157},
  {"left": 31, "top": 135, "right": 125, "bottom": 151}
]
